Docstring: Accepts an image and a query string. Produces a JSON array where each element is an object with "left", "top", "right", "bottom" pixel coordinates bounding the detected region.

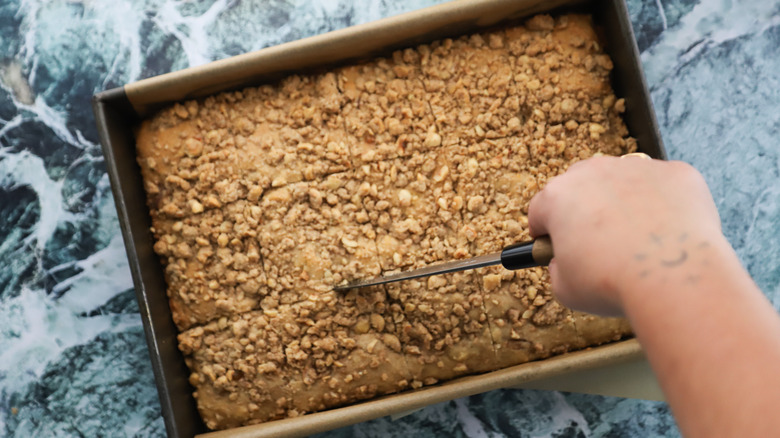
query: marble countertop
[{"left": 1, "top": 0, "right": 778, "bottom": 436}]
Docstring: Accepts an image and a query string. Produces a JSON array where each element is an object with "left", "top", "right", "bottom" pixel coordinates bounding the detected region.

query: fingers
[
  {"left": 620, "top": 152, "right": 652, "bottom": 160},
  {"left": 530, "top": 155, "right": 625, "bottom": 240},
  {"left": 566, "top": 155, "right": 616, "bottom": 174},
  {"left": 528, "top": 162, "right": 572, "bottom": 237},
  {"left": 547, "top": 258, "right": 569, "bottom": 306},
  {"left": 528, "top": 187, "right": 551, "bottom": 238}
]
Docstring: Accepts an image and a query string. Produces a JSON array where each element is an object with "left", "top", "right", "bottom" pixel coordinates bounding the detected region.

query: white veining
[
  {"left": 54, "top": 235, "right": 133, "bottom": 313},
  {"left": 151, "top": 0, "right": 233, "bottom": 67},
  {"left": 642, "top": 0, "right": 780, "bottom": 87},
  {"left": 654, "top": 0, "right": 668, "bottom": 30},
  {"left": 455, "top": 398, "right": 497, "bottom": 438},
  {"left": 530, "top": 392, "right": 592, "bottom": 438},
  {"left": 0, "top": 287, "right": 139, "bottom": 423},
  {"left": 0, "top": 149, "right": 74, "bottom": 251}
]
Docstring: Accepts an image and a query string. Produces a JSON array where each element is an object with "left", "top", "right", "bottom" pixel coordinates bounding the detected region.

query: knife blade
[{"left": 333, "top": 235, "right": 553, "bottom": 291}]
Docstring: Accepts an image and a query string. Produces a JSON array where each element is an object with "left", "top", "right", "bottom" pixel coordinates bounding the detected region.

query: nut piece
[
  {"left": 354, "top": 319, "right": 370, "bottom": 334},
  {"left": 561, "top": 98, "right": 577, "bottom": 113},
  {"left": 467, "top": 195, "right": 484, "bottom": 212},
  {"left": 383, "top": 333, "right": 401, "bottom": 352},
  {"left": 189, "top": 199, "right": 204, "bottom": 214},
  {"left": 217, "top": 233, "right": 229, "bottom": 248},
  {"left": 185, "top": 138, "right": 203, "bottom": 157},
  {"left": 370, "top": 314, "right": 385, "bottom": 332},
  {"left": 398, "top": 189, "right": 412, "bottom": 207},
  {"left": 341, "top": 236, "right": 359, "bottom": 248},
  {"left": 424, "top": 131, "right": 442, "bottom": 148},
  {"left": 483, "top": 274, "right": 502, "bottom": 291},
  {"left": 432, "top": 165, "right": 449, "bottom": 182},
  {"left": 427, "top": 275, "right": 447, "bottom": 290}
]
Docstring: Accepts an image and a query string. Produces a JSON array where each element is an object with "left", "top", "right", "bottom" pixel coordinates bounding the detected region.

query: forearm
[{"left": 621, "top": 236, "right": 780, "bottom": 438}]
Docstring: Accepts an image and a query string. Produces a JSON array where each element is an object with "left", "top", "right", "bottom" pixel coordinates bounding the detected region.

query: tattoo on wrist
[
  {"left": 633, "top": 232, "right": 713, "bottom": 281},
  {"left": 660, "top": 250, "right": 688, "bottom": 267}
]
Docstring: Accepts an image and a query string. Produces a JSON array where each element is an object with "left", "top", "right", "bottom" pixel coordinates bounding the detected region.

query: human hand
[{"left": 528, "top": 156, "right": 724, "bottom": 316}]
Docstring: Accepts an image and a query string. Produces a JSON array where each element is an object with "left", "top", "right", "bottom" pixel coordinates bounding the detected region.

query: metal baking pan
[{"left": 91, "top": 0, "right": 665, "bottom": 436}]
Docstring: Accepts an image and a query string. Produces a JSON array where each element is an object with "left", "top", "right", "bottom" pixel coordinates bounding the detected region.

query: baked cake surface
[{"left": 136, "top": 13, "right": 636, "bottom": 430}]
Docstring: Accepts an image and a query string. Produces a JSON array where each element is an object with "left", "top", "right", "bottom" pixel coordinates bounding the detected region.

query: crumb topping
[
  {"left": 136, "top": 13, "right": 635, "bottom": 430},
  {"left": 339, "top": 49, "right": 438, "bottom": 164}
]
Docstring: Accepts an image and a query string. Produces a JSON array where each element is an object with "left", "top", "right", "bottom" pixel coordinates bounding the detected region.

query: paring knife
[{"left": 333, "top": 235, "right": 554, "bottom": 291}]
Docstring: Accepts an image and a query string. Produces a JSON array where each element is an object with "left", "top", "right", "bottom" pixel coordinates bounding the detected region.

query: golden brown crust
[
  {"left": 451, "top": 138, "right": 537, "bottom": 254},
  {"left": 481, "top": 267, "right": 580, "bottom": 367},
  {"left": 178, "top": 312, "right": 292, "bottom": 429},
  {"left": 420, "top": 30, "right": 521, "bottom": 145},
  {"left": 284, "top": 288, "right": 412, "bottom": 413},
  {"left": 339, "top": 49, "right": 438, "bottom": 164},
  {"left": 178, "top": 288, "right": 412, "bottom": 429},
  {"left": 237, "top": 74, "right": 353, "bottom": 189},
  {"left": 571, "top": 311, "right": 633, "bottom": 348},
  {"left": 505, "top": 14, "right": 636, "bottom": 170},
  {"left": 136, "top": 13, "right": 638, "bottom": 430},
  {"left": 353, "top": 153, "right": 470, "bottom": 271},
  {"left": 150, "top": 200, "right": 267, "bottom": 330},
  {"left": 387, "top": 271, "right": 497, "bottom": 385},
  {"left": 257, "top": 176, "right": 382, "bottom": 306}
]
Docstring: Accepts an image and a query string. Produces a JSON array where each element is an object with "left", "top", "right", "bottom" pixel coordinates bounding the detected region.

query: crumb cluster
[{"left": 136, "top": 14, "right": 635, "bottom": 430}]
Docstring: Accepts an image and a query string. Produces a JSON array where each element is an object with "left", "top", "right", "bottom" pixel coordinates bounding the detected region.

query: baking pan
[{"left": 92, "top": 0, "right": 665, "bottom": 437}]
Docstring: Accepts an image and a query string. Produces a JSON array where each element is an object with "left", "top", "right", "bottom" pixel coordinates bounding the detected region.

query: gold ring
[{"left": 621, "top": 152, "right": 652, "bottom": 160}]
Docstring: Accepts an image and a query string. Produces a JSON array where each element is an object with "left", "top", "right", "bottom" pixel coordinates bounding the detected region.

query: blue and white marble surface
[{"left": 1, "top": 0, "right": 778, "bottom": 436}]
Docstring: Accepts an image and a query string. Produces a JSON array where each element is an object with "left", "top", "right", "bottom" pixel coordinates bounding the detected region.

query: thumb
[{"left": 547, "top": 258, "right": 571, "bottom": 308}]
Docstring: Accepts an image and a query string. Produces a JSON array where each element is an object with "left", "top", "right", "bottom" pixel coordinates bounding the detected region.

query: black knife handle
[{"left": 500, "top": 236, "right": 554, "bottom": 270}]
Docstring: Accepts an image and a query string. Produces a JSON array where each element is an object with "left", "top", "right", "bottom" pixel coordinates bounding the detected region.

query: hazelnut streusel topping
[{"left": 136, "top": 13, "right": 636, "bottom": 430}]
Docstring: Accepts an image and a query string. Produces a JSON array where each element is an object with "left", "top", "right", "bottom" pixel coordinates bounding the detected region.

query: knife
[{"left": 333, "top": 235, "right": 553, "bottom": 291}]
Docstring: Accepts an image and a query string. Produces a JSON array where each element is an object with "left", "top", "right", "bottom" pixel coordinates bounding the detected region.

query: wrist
[{"left": 613, "top": 231, "right": 737, "bottom": 310}]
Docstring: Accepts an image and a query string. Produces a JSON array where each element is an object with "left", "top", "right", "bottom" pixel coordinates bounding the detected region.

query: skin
[{"left": 528, "top": 156, "right": 780, "bottom": 438}]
